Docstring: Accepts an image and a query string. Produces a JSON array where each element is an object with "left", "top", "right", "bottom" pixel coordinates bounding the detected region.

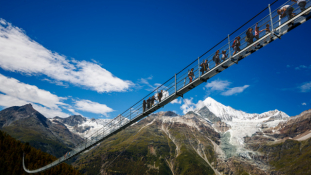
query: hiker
[
  {"left": 205, "top": 60, "right": 210, "bottom": 71},
  {"left": 261, "top": 24, "right": 271, "bottom": 43},
  {"left": 147, "top": 97, "right": 151, "bottom": 109},
  {"left": 232, "top": 36, "right": 241, "bottom": 55},
  {"left": 143, "top": 100, "right": 146, "bottom": 112},
  {"left": 200, "top": 61, "right": 206, "bottom": 75},
  {"left": 292, "top": 0, "right": 307, "bottom": 12},
  {"left": 200, "top": 60, "right": 209, "bottom": 75},
  {"left": 221, "top": 50, "right": 228, "bottom": 62},
  {"left": 151, "top": 96, "right": 155, "bottom": 106},
  {"left": 188, "top": 68, "right": 194, "bottom": 83},
  {"left": 245, "top": 28, "right": 255, "bottom": 53},
  {"left": 254, "top": 23, "right": 263, "bottom": 47},
  {"left": 158, "top": 90, "right": 163, "bottom": 103},
  {"left": 277, "top": 5, "right": 295, "bottom": 22},
  {"left": 213, "top": 50, "right": 220, "bottom": 66}
]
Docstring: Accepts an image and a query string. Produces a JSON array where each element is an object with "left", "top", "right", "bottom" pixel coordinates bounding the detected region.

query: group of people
[
  {"left": 278, "top": 0, "right": 308, "bottom": 22},
  {"left": 143, "top": 90, "right": 163, "bottom": 112},
  {"left": 245, "top": 23, "right": 271, "bottom": 52},
  {"left": 213, "top": 50, "right": 228, "bottom": 66},
  {"left": 141, "top": 0, "right": 309, "bottom": 115}
]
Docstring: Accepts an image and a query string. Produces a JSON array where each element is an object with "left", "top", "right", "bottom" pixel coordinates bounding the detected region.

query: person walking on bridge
[
  {"left": 200, "top": 60, "right": 209, "bottom": 75},
  {"left": 188, "top": 68, "right": 194, "bottom": 83},
  {"left": 232, "top": 36, "right": 241, "bottom": 55},
  {"left": 200, "top": 61, "right": 206, "bottom": 75},
  {"left": 151, "top": 96, "right": 155, "bottom": 107},
  {"left": 292, "top": 0, "right": 307, "bottom": 13},
  {"left": 205, "top": 60, "right": 210, "bottom": 71},
  {"left": 143, "top": 100, "right": 146, "bottom": 112},
  {"left": 213, "top": 50, "right": 220, "bottom": 66},
  {"left": 158, "top": 90, "right": 163, "bottom": 103},
  {"left": 221, "top": 50, "right": 228, "bottom": 62},
  {"left": 245, "top": 28, "right": 254, "bottom": 53},
  {"left": 254, "top": 23, "right": 263, "bottom": 48},
  {"left": 277, "top": 5, "right": 295, "bottom": 23},
  {"left": 147, "top": 97, "right": 151, "bottom": 110},
  {"left": 261, "top": 24, "right": 271, "bottom": 43}
]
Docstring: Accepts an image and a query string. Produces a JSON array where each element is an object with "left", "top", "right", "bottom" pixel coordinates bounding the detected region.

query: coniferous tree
[{"left": 0, "top": 130, "right": 81, "bottom": 175}]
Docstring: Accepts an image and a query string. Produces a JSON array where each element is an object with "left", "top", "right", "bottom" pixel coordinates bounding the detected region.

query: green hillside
[
  {"left": 74, "top": 115, "right": 218, "bottom": 175},
  {"left": 0, "top": 130, "right": 81, "bottom": 175}
]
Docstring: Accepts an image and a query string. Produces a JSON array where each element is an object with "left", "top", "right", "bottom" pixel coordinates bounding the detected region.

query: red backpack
[{"left": 231, "top": 40, "right": 236, "bottom": 48}]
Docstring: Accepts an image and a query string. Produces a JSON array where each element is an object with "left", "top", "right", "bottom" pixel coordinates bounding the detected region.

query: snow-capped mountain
[
  {"left": 192, "top": 97, "right": 291, "bottom": 160},
  {"left": 51, "top": 115, "right": 129, "bottom": 139},
  {"left": 195, "top": 97, "right": 289, "bottom": 121}
]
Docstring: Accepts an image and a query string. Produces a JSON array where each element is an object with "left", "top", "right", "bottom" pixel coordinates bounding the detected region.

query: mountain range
[
  {"left": 1, "top": 97, "right": 311, "bottom": 174},
  {"left": 0, "top": 104, "right": 83, "bottom": 157}
]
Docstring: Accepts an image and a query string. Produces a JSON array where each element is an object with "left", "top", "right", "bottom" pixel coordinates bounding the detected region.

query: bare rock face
[
  {"left": 0, "top": 104, "right": 40, "bottom": 127},
  {"left": 272, "top": 109, "right": 311, "bottom": 139},
  {"left": 0, "top": 104, "right": 83, "bottom": 157},
  {"left": 54, "top": 115, "right": 87, "bottom": 127},
  {"left": 214, "top": 121, "right": 231, "bottom": 133},
  {"left": 216, "top": 157, "right": 268, "bottom": 175},
  {"left": 197, "top": 106, "right": 221, "bottom": 123},
  {"left": 240, "top": 109, "right": 311, "bottom": 175}
]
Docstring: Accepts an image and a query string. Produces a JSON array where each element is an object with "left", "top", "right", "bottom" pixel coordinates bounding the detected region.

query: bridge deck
[{"left": 23, "top": 1, "right": 311, "bottom": 173}]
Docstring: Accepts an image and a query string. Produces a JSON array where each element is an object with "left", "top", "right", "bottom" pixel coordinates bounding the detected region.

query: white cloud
[
  {"left": 0, "top": 74, "right": 65, "bottom": 108},
  {"left": 302, "top": 103, "right": 307, "bottom": 106},
  {"left": 180, "top": 98, "right": 195, "bottom": 114},
  {"left": 295, "top": 65, "right": 311, "bottom": 70},
  {"left": 74, "top": 100, "right": 114, "bottom": 117},
  {"left": 0, "top": 18, "right": 133, "bottom": 93},
  {"left": 204, "top": 79, "right": 249, "bottom": 96},
  {"left": 180, "top": 98, "right": 206, "bottom": 114},
  {"left": 32, "top": 104, "right": 69, "bottom": 118},
  {"left": 139, "top": 76, "right": 161, "bottom": 91},
  {"left": 0, "top": 94, "right": 29, "bottom": 107},
  {"left": 205, "top": 80, "right": 231, "bottom": 91},
  {"left": 0, "top": 73, "right": 113, "bottom": 118},
  {"left": 221, "top": 85, "right": 250, "bottom": 96},
  {"left": 0, "top": 74, "right": 69, "bottom": 118},
  {"left": 171, "top": 98, "right": 182, "bottom": 104},
  {"left": 0, "top": 94, "right": 69, "bottom": 118},
  {"left": 299, "top": 82, "right": 311, "bottom": 92}
]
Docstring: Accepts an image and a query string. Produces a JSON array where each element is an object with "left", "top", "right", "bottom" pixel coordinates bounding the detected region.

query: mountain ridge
[{"left": 0, "top": 104, "right": 83, "bottom": 157}]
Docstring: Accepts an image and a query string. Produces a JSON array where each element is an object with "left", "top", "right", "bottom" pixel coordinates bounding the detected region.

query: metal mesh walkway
[{"left": 23, "top": 0, "right": 311, "bottom": 173}]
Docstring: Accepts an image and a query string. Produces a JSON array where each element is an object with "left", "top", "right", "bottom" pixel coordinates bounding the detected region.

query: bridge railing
[{"left": 60, "top": 0, "right": 311, "bottom": 162}]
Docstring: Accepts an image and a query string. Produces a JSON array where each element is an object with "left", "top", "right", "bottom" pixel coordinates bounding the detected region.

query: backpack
[
  {"left": 188, "top": 71, "right": 193, "bottom": 77},
  {"left": 232, "top": 40, "right": 236, "bottom": 48}
]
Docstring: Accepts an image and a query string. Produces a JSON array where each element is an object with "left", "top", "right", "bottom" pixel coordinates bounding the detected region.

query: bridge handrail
[{"left": 23, "top": 0, "right": 311, "bottom": 173}]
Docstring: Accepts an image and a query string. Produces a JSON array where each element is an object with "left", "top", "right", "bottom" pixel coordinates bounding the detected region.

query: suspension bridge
[{"left": 23, "top": 0, "right": 311, "bottom": 173}]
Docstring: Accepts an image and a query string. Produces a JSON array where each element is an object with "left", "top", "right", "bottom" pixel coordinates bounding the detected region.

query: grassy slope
[
  {"left": 74, "top": 117, "right": 217, "bottom": 175},
  {"left": 1, "top": 125, "right": 71, "bottom": 158},
  {"left": 259, "top": 138, "right": 311, "bottom": 174}
]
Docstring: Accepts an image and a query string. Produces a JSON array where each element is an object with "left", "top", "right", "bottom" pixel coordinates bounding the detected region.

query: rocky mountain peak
[
  {"left": 17, "top": 103, "right": 36, "bottom": 114},
  {"left": 59, "top": 115, "right": 87, "bottom": 126},
  {"left": 0, "top": 103, "right": 46, "bottom": 128},
  {"left": 156, "top": 111, "right": 178, "bottom": 117},
  {"left": 195, "top": 97, "right": 290, "bottom": 121}
]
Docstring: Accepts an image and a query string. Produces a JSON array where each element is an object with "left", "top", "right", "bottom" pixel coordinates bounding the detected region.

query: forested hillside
[{"left": 0, "top": 130, "right": 81, "bottom": 175}]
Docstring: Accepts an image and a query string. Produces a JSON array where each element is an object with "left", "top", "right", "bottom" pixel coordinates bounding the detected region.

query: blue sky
[{"left": 0, "top": 0, "right": 310, "bottom": 119}]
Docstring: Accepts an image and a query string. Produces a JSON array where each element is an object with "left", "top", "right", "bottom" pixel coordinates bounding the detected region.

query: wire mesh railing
[
  {"left": 62, "top": 0, "right": 311, "bottom": 161},
  {"left": 23, "top": 0, "right": 311, "bottom": 172}
]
